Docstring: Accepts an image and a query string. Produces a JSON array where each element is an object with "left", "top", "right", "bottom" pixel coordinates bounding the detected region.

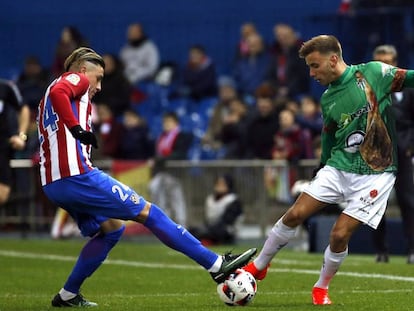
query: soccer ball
[{"left": 216, "top": 269, "right": 257, "bottom": 306}]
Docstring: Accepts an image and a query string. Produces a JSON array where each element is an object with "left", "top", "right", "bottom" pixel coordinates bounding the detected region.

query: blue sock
[
  {"left": 64, "top": 225, "right": 125, "bottom": 294},
  {"left": 144, "top": 204, "right": 218, "bottom": 269}
]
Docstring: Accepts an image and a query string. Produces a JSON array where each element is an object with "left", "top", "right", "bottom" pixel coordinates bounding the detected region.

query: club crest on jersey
[
  {"left": 344, "top": 130, "right": 365, "bottom": 153},
  {"left": 65, "top": 74, "right": 81, "bottom": 86},
  {"left": 356, "top": 77, "right": 366, "bottom": 90},
  {"left": 130, "top": 193, "right": 140, "bottom": 204}
]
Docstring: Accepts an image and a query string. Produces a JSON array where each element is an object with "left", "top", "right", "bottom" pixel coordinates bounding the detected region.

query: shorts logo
[
  {"left": 130, "top": 193, "right": 140, "bottom": 204},
  {"left": 370, "top": 189, "right": 378, "bottom": 198}
]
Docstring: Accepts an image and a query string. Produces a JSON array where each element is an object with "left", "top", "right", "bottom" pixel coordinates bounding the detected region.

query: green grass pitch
[{"left": 0, "top": 238, "right": 413, "bottom": 311}]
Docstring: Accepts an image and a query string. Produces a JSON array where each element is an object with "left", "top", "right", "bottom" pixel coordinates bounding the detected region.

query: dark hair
[
  {"left": 65, "top": 26, "right": 87, "bottom": 46},
  {"left": 163, "top": 111, "right": 179, "bottom": 122},
  {"left": 255, "top": 82, "right": 276, "bottom": 99},
  {"left": 216, "top": 174, "right": 235, "bottom": 192},
  {"left": 299, "top": 35, "right": 342, "bottom": 59},
  {"left": 190, "top": 44, "right": 206, "bottom": 54}
]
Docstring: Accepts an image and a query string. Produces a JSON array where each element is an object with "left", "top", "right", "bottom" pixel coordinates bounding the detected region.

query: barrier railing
[{"left": 1, "top": 159, "right": 398, "bottom": 239}]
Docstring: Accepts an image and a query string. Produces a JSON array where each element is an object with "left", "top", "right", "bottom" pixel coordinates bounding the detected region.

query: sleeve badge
[{"left": 65, "top": 73, "right": 81, "bottom": 86}]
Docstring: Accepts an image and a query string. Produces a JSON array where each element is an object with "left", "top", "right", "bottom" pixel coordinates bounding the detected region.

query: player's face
[
  {"left": 374, "top": 53, "right": 396, "bottom": 66},
  {"left": 82, "top": 64, "right": 104, "bottom": 99},
  {"left": 305, "top": 51, "right": 338, "bottom": 86}
]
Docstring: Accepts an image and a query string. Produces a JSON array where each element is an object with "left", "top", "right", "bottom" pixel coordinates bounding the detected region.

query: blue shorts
[{"left": 43, "top": 169, "right": 147, "bottom": 237}]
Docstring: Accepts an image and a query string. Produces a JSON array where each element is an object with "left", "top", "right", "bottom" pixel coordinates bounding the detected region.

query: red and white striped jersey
[{"left": 38, "top": 72, "right": 94, "bottom": 186}]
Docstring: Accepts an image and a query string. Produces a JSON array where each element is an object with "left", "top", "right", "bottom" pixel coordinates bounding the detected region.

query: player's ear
[
  {"left": 329, "top": 54, "right": 339, "bottom": 68},
  {"left": 79, "top": 64, "right": 87, "bottom": 74}
]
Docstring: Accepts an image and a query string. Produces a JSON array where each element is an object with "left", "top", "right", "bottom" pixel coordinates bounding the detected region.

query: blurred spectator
[
  {"left": 51, "top": 26, "right": 88, "bottom": 78},
  {"left": 264, "top": 107, "right": 313, "bottom": 203},
  {"left": 190, "top": 174, "right": 243, "bottom": 245},
  {"left": 219, "top": 98, "right": 249, "bottom": 159},
  {"left": 180, "top": 45, "right": 217, "bottom": 101},
  {"left": 0, "top": 79, "right": 29, "bottom": 205},
  {"left": 95, "top": 104, "right": 122, "bottom": 158},
  {"left": 50, "top": 208, "right": 81, "bottom": 239},
  {"left": 235, "top": 22, "right": 258, "bottom": 60},
  {"left": 245, "top": 83, "right": 280, "bottom": 159},
  {"left": 233, "top": 33, "right": 271, "bottom": 102},
  {"left": 93, "top": 54, "right": 133, "bottom": 117},
  {"left": 272, "top": 108, "right": 312, "bottom": 162},
  {"left": 118, "top": 109, "right": 154, "bottom": 160},
  {"left": 202, "top": 76, "right": 238, "bottom": 150},
  {"left": 267, "top": 23, "right": 310, "bottom": 99},
  {"left": 16, "top": 56, "right": 50, "bottom": 111},
  {"left": 149, "top": 158, "right": 187, "bottom": 226},
  {"left": 119, "top": 23, "right": 160, "bottom": 85},
  {"left": 295, "top": 95, "right": 323, "bottom": 139},
  {"left": 371, "top": 44, "right": 414, "bottom": 264},
  {"left": 156, "top": 112, "right": 193, "bottom": 160},
  {"left": 338, "top": 0, "right": 352, "bottom": 14}
]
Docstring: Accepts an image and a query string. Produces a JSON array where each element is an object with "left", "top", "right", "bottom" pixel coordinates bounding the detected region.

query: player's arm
[
  {"left": 403, "top": 70, "right": 414, "bottom": 88},
  {"left": 48, "top": 75, "right": 98, "bottom": 148},
  {"left": 7, "top": 81, "right": 29, "bottom": 150},
  {"left": 320, "top": 124, "right": 335, "bottom": 164}
]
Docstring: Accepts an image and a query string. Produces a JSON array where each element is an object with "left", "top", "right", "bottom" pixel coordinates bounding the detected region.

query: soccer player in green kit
[{"left": 243, "top": 34, "right": 413, "bottom": 305}]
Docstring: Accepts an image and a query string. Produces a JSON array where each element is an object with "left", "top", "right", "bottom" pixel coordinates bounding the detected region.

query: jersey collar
[{"left": 331, "top": 66, "right": 352, "bottom": 86}]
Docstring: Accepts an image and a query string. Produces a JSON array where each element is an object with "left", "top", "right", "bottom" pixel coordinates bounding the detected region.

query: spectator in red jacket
[{"left": 156, "top": 112, "right": 193, "bottom": 160}]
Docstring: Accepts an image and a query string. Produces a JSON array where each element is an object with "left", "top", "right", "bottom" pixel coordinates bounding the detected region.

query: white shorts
[{"left": 303, "top": 165, "right": 396, "bottom": 229}]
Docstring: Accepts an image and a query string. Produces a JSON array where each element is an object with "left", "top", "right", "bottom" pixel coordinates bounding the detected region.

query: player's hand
[
  {"left": 9, "top": 135, "right": 26, "bottom": 151},
  {"left": 69, "top": 125, "right": 98, "bottom": 148}
]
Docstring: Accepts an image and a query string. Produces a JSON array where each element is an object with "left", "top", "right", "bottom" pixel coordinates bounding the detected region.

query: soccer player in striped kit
[{"left": 38, "top": 47, "right": 256, "bottom": 307}]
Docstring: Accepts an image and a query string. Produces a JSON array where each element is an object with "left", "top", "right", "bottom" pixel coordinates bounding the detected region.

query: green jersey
[{"left": 320, "top": 61, "right": 414, "bottom": 174}]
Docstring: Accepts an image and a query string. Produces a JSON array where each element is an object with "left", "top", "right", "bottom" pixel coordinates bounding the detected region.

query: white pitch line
[
  {"left": 0, "top": 250, "right": 201, "bottom": 270},
  {"left": 0, "top": 288, "right": 412, "bottom": 300},
  {"left": 1, "top": 250, "right": 414, "bottom": 282}
]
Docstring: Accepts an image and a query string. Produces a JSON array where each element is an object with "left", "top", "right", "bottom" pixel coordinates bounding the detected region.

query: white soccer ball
[{"left": 216, "top": 269, "right": 257, "bottom": 306}]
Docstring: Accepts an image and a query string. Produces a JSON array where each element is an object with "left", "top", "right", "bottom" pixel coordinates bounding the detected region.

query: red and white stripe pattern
[{"left": 38, "top": 73, "right": 94, "bottom": 186}]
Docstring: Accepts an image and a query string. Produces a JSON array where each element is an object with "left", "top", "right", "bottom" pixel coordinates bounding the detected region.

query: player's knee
[
  {"left": 104, "top": 224, "right": 125, "bottom": 246},
  {"left": 283, "top": 208, "right": 305, "bottom": 227},
  {"left": 135, "top": 201, "right": 152, "bottom": 223},
  {"left": 329, "top": 228, "right": 350, "bottom": 251}
]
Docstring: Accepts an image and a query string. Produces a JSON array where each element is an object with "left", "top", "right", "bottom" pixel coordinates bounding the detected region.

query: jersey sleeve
[
  {"left": 320, "top": 122, "right": 336, "bottom": 165},
  {"left": 319, "top": 93, "right": 337, "bottom": 164},
  {"left": 48, "top": 73, "right": 89, "bottom": 129},
  {"left": 370, "top": 61, "right": 410, "bottom": 93},
  {"left": 403, "top": 70, "right": 414, "bottom": 88}
]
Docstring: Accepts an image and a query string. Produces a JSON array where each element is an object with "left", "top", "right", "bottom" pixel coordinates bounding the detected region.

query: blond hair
[{"left": 64, "top": 47, "right": 105, "bottom": 72}]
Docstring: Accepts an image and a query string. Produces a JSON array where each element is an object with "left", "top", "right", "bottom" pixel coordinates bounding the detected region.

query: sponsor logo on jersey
[
  {"left": 65, "top": 74, "right": 81, "bottom": 86},
  {"left": 344, "top": 130, "right": 365, "bottom": 153},
  {"left": 338, "top": 104, "right": 371, "bottom": 128}
]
